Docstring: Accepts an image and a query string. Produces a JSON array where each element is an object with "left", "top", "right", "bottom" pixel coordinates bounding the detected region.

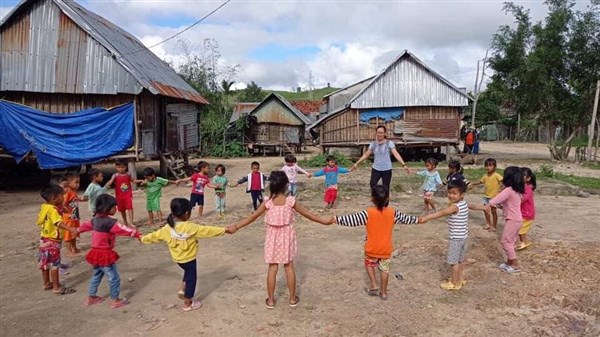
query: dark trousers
[
  {"left": 250, "top": 191, "right": 263, "bottom": 210},
  {"left": 177, "top": 259, "right": 197, "bottom": 299},
  {"left": 370, "top": 169, "right": 393, "bottom": 190}
]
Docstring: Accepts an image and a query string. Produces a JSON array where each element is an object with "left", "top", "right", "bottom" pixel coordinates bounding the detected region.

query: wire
[{"left": 123, "top": 0, "right": 231, "bottom": 55}]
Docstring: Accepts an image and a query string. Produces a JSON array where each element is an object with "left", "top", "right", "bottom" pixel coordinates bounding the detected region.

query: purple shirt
[
  {"left": 490, "top": 187, "right": 523, "bottom": 222},
  {"left": 520, "top": 184, "right": 535, "bottom": 220}
]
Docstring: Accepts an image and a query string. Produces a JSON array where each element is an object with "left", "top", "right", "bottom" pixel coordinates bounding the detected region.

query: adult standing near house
[{"left": 350, "top": 125, "right": 410, "bottom": 189}]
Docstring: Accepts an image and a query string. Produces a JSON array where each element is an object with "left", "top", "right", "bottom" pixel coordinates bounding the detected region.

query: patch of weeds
[
  {"left": 582, "top": 161, "right": 600, "bottom": 170},
  {"left": 299, "top": 151, "right": 353, "bottom": 168},
  {"left": 539, "top": 164, "right": 555, "bottom": 178},
  {"left": 548, "top": 173, "right": 600, "bottom": 190}
]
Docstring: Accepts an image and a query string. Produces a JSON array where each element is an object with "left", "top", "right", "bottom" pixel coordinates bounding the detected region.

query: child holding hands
[
  {"left": 409, "top": 158, "right": 443, "bottom": 213},
  {"left": 227, "top": 171, "right": 333, "bottom": 309},
  {"left": 135, "top": 167, "right": 177, "bottom": 226},
  {"left": 420, "top": 180, "right": 490, "bottom": 290},
  {"left": 334, "top": 185, "right": 420, "bottom": 300}
]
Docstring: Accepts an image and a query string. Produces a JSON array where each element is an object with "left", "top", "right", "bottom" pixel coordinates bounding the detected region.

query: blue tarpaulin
[
  {"left": 359, "top": 108, "right": 405, "bottom": 123},
  {"left": 0, "top": 100, "right": 134, "bottom": 169}
]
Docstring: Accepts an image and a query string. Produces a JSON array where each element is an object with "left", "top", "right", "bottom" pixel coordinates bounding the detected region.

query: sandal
[
  {"left": 53, "top": 287, "right": 76, "bottom": 295},
  {"left": 178, "top": 290, "right": 185, "bottom": 300},
  {"left": 440, "top": 281, "right": 462, "bottom": 291},
  {"left": 85, "top": 296, "right": 105, "bottom": 306},
  {"left": 265, "top": 298, "right": 275, "bottom": 309},
  {"left": 111, "top": 298, "right": 130, "bottom": 309},
  {"left": 182, "top": 300, "right": 202, "bottom": 312},
  {"left": 516, "top": 242, "right": 531, "bottom": 251},
  {"left": 366, "top": 288, "right": 379, "bottom": 297},
  {"left": 289, "top": 296, "right": 300, "bottom": 307}
]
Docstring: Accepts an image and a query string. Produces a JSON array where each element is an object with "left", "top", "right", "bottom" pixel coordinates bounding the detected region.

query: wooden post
[
  {"left": 133, "top": 96, "right": 140, "bottom": 161},
  {"left": 587, "top": 80, "right": 599, "bottom": 161},
  {"left": 356, "top": 109, "right": 360, "bottom": 144},
  {"left": 128, "top": 160, "right": 138, "bottom": 190}
]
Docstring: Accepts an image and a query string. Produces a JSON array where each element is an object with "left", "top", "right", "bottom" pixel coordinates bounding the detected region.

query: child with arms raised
[
  {"left": 37, "top": 184, "right": 79, "bottom": 295},
  {"left": 313, "top": 155, "right": 350, "bottom": 209},
  {"left": 177, "top": 161, "right": 219, "bottom": 219},
  {"left": 212, "top": 164, "right": 228, "bottom": 218},
  {"left": 470, "top": 158, "right": 503, "bottom": 231},
  {"left": 281, "top": 154, "right": 311, "bottom": 196},
  {"left": 409, "top": 158, "right": 443, "bottom": 213},
  {"left": 230, "top": 161, "right": 269, "bottom": 211},
  {"left": 135, "top": 167, "right": 177, "bottom": 226},
  {"left": 141, "top": 198, "right": 230, "bottom": 311},
  {"left": 228, "top": 171, "right": 333, "bottom": 309},
  {"left": 334, "top": 185, "right": 419, "bottom": 300},
  {"left": 78, "top": 195, "right": 141, "bottom": 308},
  {"left": 420, "top": 180, "right": 489, "bottom": 290}
]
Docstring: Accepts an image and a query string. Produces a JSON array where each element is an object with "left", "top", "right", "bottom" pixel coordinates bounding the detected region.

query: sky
[{"left": 0, "top": 0, "right": 592, "bottom": 92}]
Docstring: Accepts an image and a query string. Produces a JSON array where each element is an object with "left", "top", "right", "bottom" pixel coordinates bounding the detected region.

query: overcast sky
[{"left": 0, "top": 0, "right": 592, "bottom": 92}]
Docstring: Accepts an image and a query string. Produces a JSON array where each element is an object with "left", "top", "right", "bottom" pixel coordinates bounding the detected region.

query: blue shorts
[{"left": 190, "top": 194, "right": 204, "bottom": 207}]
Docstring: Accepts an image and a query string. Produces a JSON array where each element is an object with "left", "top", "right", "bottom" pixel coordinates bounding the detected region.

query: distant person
[
  {"left": 334, "top": 185, "right": 419, "bottom": 300},
  {"left": 141, "top": 198, "right": 231, "bottom": 311},
  {"left": 281, "top": 154, "right": 311, "bottom": 196},
  {"left": 408, "top": 158, "right": 443, "bottom": 213},
  {"left": 313, "top": 155, "right": 351, "bottom": 209},
  {"left": 104, "top": 161, "right": 135, "bottom": 228},
  {"left": 177, "top": 161, "right": 220, "bottom": 219},
  {"left": 36, "top": 184, "right": 78, "bottom": 295},
  {"left": 212, "top": 164, "right": 228, "bottom": 218},
  {"left": 420, "top": 180, "right": 490, "bottom": 290},
  {"left": 489, "top": 166, "right": 525, "bottom": 274},
  {"left": 351, "top": 125, "right": 410, "bottom": 190},
  {"left": 472, "top": 129, "right": 481, "bottom": 154},
  {"left": 230, "top": 161, "right": 269, "bottom": 211},
  {"left": 136, "top": 167, "right": 177, "bottom": 226},
  {"left": 78, "top": 194, "right": 141, "bottom": 309},
  {"left": 82, "top": 168, "right": 107, "bottom": 215},
  {"left": 517, "top": 167, "right": 537, "bottom": 251},
  {"left": 463, "top": 129, "right": 475, "bottom": 154},
  {"left": 227, "top": 171, "right": 333, "bottom": 309},
  {"left": 470, "top": 158, "right": 503, "bottom": 231}
]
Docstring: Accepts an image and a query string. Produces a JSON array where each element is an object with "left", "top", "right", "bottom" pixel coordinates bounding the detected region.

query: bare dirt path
[{"left": 1, "top": 148, "right": 599, "bottom": 336}]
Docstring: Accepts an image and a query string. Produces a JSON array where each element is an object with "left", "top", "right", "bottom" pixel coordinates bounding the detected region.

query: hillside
[{"left": 266, "top": 87, "right": 339, "bottom": 101}]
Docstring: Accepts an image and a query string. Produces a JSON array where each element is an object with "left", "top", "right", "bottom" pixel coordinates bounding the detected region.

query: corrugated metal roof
[
  {"left": 270, "top": 93, "right": 311, "bottom": 125},
  {"left": 0, "top": 0, "right": 208, "bottom": 104},
  {"left": 323, "top": 76, "right": 374, "bottom": 113},
  {"left": 235, "top": 94, "right": 311, "bottom": 126},
  {"left": 229, "top": 102, "right": 259, "bottom": 124}
]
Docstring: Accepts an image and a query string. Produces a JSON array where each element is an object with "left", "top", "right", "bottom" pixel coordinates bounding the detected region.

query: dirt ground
[{"left": 0, "top": 142, "right": 599, "bottom": 337}]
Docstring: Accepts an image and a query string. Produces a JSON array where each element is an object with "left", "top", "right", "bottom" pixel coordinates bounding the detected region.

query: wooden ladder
[{"left": 160, "top": 152, "right": 188, "bottom": 180}]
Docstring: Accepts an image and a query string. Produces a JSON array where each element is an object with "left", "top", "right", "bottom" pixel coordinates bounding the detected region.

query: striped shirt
[
  {"left": 448, "top": 200, "right": 469, "bottom": 240},
  {"left": 336, "top": 209, "right": 418, "bottom": 227}
]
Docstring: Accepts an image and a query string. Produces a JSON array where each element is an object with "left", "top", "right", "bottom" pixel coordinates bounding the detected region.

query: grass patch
[
  {"left": 582, "top": 161, "right": 600, "bottom": 170},
  {"left": 548, "top": 173, "right": 600, "bottom": 190},
  {"left": 298, "top": 151, "right": 353, "bottom": 168}
]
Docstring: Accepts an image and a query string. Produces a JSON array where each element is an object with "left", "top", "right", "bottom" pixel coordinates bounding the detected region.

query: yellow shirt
[
  {"left": 141, "top": 221, "right": 225, "bottom": 263},
  {"left": 480, "top": 172, "right": 503, "bottom": 198},
  {"left": 37, "top": 203, "right": 63, "bottom": 241}
]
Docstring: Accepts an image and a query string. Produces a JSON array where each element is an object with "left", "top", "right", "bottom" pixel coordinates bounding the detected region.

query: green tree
[{"left": 239, "top": 81, "right": 266, "bottom": 102}]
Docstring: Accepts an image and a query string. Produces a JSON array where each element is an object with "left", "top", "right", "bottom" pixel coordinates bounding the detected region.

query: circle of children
[{"left": 36, "top": 152, "right": 536, "bottom": 311}]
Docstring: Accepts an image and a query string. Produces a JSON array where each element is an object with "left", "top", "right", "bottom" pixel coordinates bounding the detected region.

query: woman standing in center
[{"left": 351, "top": 125, "right": 410, "bottom": 189}]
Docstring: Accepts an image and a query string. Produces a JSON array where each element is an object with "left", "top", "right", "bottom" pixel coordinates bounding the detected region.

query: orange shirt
[
  {"left": 63, "top": 189, "right": 80, "bottom": 227},
  {"left": 364, "top": 207, "right": 396, "bottom": 259}
]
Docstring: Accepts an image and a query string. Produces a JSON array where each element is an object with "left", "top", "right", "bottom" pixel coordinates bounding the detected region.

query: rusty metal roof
[
  {"left": 1, "top": 0, "right": 208, "bottom": 104},
  {"left": 229, "top": 102, "right": 259, "bottom": 124}
]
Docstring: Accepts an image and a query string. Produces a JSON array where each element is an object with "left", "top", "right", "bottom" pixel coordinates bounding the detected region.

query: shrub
[
  {"left": 207, "top": 141, "right": 248, "bottom": 158},
  {"left": 539, "top": 164, "right": 555, "bottom": 178},
  {"left": 299, "top": 151, "right": 353, "bottom": 168}
]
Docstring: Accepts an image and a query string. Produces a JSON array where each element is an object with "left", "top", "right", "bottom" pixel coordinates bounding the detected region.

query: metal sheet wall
[
  {"left": 0, "top": 0, "right": 141, "bottom": 94},
  {"left": 166, "top": 103, "right": 199, "bottom": 150},
  {"left": 254, "top": 100, "right": 303, "bottom": 126},
  {"left": 351, "top": 57, "right": 469, "bottom": 109}
]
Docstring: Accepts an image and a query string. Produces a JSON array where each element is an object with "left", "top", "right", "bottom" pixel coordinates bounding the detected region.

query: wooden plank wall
[
  {"left": 321, "top": 109, "right": 358, "bottom": 144},
  {"left": 251, "top": 123, "right": 303, "bottom": 144}
]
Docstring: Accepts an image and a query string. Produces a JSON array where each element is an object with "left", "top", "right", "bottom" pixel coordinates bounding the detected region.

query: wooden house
[
  {"left": 310, "top": 51, "right": 471, "bottom": 157},
  {"left": 230, "top": 93, "right": 311, "bottom": 154},
  {"left": 0, "top": 0, "right": 208, "bottom": 171}
]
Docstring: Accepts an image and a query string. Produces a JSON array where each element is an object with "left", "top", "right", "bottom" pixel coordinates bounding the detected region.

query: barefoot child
[
  {"left": 517, "top": 167, "right": 536, "bottom": 250},
  {"left": 470, "top": 158, "right": 503, "bottom": 231},
  {"left": 420, "top": 180, "right": 490, "bottom": 290},
  {"left": 78, "top": 195, "right": 141, "bottom": 308},
  {"left": 230, "top": 161, "right": 269, "bottom": 211},
  {"left": 37, "top": 184, "right": 78, "bottom": 295},
  {"left": 177, "top": 161, "right": 219, "bottom": 219},
  {"left": 489, "top": 166, "right": 525, "bottom": 273},
  {"left": 82, "top": 168, "right": 107, "bottom": 215},
  {"left": 63, "top": 172, "right": 83, "bottom": 254},
  {"left": 281, "top": 154, "right": 311, "bottom": 196},
  {"left": 313, "top": 155, "right": 350, "bottom": 209},
  {"left": 212, "top": 164, "right": 228, "bottom": 218},
  {"left": 334, "top": 185, "right": 419, "bottom": 300},
  {"left": 136, "top": 167, "right": 177, "bottom": 226},
  {"left": 141, "top": 198, "right": 230, "bottom": 311},
  {"left": 228, "top": 171, "right": 333, "bottom": 308},
  {"left": 410, "top": 158, "right": 443, "bottom": 213},
  {"left": 104, "top": 161, "right": 135, "bottom": 227}
]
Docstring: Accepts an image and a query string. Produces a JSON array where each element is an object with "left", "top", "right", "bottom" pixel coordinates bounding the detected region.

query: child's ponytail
[
  {"left": 168, "top": 198, "right": 192, "bottom": 227},
  {"left": 371, "top": 185, "right": 389, "bottom": 211},
  {"left": 448, "top": 160, "right": 463, "bottom": 174}
]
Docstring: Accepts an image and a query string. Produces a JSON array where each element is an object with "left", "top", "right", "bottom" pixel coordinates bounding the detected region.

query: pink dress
[{"left": 263, "top": 196, "right": 297, "bottom": 264}]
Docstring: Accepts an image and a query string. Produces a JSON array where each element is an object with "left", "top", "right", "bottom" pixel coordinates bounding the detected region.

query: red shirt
[
  {"left": 250, "top": 172, "right": 262, "bottom": 191},
  {"left": 191, "top": 173, "right": 210, "bottom": 195},
  {"left": 113, "top": 173, "right": 132, "bottom": 199}
]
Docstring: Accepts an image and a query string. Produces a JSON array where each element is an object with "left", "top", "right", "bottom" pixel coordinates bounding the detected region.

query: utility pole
[
  {"left": 587, "top": 79, "right": 600, "bottom": 161},
  {"left": 471, "top": 49, "right": 489, "bottom": 130},
  {"left": 308, "top": 70, "right": 315, "bottom": 101}
]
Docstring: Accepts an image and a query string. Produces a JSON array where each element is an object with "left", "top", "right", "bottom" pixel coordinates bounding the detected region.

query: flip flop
[
  {"left": 178, "top": 290, "right": 185, "bottom": 300},
  {"left": 53, "top": 287, "right": 76, "bottom": 295},
  {"left": 85, "top": 296, "right": 105, "bottom": 306},
  {"left": 366, "top": 288, "right": 379, "bottom": 296},
  {"left": 182, "top": 300, "right": 202, "bottom": 312},
  {"left": 265, "top": 298, "right": 275, "bottom": 309},
  {"left": 111, "top": 298, "right": 130, "bottom": 309},
  {"left": 289, "top": 296, "right": 300, "bottom": 307}
]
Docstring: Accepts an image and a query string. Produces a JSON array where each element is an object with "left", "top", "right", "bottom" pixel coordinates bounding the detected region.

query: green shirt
[
  {"left": 212, "top": 175, "right": 228, "bottom": 194},
  {"left": 84, "top": 182, "right": 106, "bottom": 213},
  {"left": 146, "top": 177, "right": 168, "bottom": 201}
]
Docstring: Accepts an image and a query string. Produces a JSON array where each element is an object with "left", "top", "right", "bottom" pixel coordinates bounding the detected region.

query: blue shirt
[
  {"left": 416, "top": 170, "right": 442, "bottom": 192},
  {"left": 369, "top": 140, "right": 395, "bottom": 171},
  {"left": 313, "top": 165, "right": 350, "bottom": 187}
]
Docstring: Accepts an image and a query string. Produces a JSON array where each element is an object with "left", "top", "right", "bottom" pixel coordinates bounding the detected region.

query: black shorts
[{"left": 190, "top": 194, "right": 204, "bottom": 207}]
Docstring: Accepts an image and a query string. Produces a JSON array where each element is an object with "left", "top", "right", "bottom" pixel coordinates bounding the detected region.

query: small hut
[
  {"left": 310, "top": 51, "right": 471, "bottom": 158},
  {"left": 230, "top": 93, "right": 311, "bottom": 154}
]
